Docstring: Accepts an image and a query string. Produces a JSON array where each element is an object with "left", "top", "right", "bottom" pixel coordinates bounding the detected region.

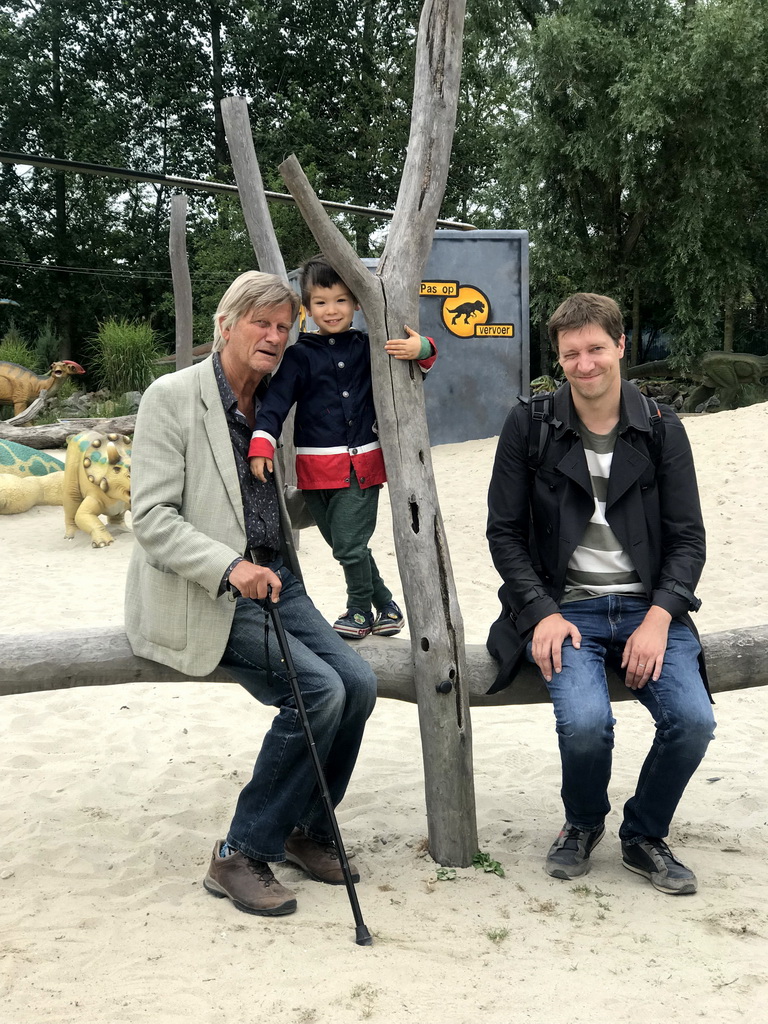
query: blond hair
[{"left": 211, "top": 272, "right": 300, "bottom": 352}]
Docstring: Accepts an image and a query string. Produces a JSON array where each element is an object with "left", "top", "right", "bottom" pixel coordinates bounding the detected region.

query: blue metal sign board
[{"left": 290, "top": 228, "right": 529, "bottom": 445}]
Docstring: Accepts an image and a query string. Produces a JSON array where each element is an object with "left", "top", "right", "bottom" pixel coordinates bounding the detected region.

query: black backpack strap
[
  {"left": 516, "top": 391, "right": 557, "bottom": 471},
  {"left": 642, "top": 394, "right": 666, "bottom": 465},
  {"left": 527, "top": 392, "right": 554, "bottom": 471}
]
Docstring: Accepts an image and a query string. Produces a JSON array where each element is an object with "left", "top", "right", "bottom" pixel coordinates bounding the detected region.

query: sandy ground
[{"left": 1, "top": 402, "right": 767, "bottom": 1023}]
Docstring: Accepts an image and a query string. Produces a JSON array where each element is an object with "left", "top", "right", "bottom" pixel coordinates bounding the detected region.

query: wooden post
[
  {"left": 169, "top": 195, "right": 193, "bottom": 370},
  {"left": 219, "top": 96, "right": 300, "bottom": 502},
  {"left": 280, "top": 0, "right": 476, "bottom": 866},
  {"left": 219, "top": 97, "right": 287, "bottom": 278}
]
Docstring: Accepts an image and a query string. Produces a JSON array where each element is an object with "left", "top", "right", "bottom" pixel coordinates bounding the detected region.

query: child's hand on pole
[
  {"left": 250, "top": 455, "right": 273, "bottom": 482},
  {"left": 385, "top": 325, "right": 423, "bottom": 360}
]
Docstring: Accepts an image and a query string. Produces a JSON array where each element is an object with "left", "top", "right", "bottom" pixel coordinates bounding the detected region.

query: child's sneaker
[
  {"left": 333, "top": 609, "right": 374, "bottom": 639},
  {"left": 372, "top": 600, "right": 405, "bottom": 637}
]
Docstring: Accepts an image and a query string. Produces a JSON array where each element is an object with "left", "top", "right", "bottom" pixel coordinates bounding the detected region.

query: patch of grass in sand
[
  {"left": 486, "top": 926, "right": 510, "bottom": 945},
  {"left": 528, "top": 898, "right": 557, "bottom": 914},
  {"left": 350, "top": 983, "right": 379, "bottom": 1019},
  {"left": 571, "top": 883, "right": 612, "bottom": 914}
]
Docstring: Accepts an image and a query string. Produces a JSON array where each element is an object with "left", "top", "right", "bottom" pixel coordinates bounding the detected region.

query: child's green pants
[{"left": 302, "top": 470, "right": 393, "bottom": 614}]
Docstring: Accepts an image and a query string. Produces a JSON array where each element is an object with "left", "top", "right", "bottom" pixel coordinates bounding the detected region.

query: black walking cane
[{"left": 265, "top": 588, "right": 373, "bottom": 947}]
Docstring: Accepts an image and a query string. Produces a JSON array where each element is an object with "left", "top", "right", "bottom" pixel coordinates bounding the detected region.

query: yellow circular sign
[{"left": 441, "top": 286, "right": 491, "bottom": 337}]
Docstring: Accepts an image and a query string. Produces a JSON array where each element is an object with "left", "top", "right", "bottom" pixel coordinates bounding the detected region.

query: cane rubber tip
[{"left": 355, "top": 925, "right": 373, "bottom": 946}]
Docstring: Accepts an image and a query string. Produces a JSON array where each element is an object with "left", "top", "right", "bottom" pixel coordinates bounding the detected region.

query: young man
[
  {"left": 248, "top": 255, "right": 436, "bottom": 639},
  {"left": 486, "top": 292, "right": 715, "bottom": 895},
  {"left": 126, "top": 271, "right": 378, "bottom": 917}
]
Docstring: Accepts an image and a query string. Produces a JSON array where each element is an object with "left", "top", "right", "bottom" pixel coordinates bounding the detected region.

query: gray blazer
[{"left": 125, "top": 357, "right": 305, "bottom": 676}]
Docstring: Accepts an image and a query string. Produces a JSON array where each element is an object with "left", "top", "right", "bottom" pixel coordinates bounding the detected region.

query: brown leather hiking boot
[
  {"left": 284, "top": 829, "right": 360, "bottom": 885},
  {"left": 203, "top": 841, "right": 297, "bottom": 915}
]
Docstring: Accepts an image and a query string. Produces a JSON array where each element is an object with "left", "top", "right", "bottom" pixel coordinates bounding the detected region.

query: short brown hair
[{"left": 548, "top": 293, "right": 624, "bottom": 349}]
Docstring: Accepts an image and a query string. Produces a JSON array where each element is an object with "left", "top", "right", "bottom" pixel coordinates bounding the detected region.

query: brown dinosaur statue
[
  {"left": 0, "top": 359, "right": 86, "bottom": 417},
  {"left": 63, "top": 430, "right": 131, "bottom": 547}
]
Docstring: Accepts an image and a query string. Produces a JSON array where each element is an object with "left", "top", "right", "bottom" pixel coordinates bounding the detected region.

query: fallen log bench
[{"left": 2, "top": 625, "right": 767, "bottom": 702}]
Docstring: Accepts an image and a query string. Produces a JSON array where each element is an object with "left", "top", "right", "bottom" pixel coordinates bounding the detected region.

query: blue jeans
[
  {"left": 526, "top": 595, "right": 716, "bottom": 841},
  {"left": 219, "top": 562, "right": 377, "bottom": 862}
]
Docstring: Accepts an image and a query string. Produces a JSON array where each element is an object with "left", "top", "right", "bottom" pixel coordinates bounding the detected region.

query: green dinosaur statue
[
  {"left": 0, "top": 438, "right": 64, "bottom": 477},
  {"left": 530, "top": 375, "right": 560, "bottom": 394},
  {"left": 63, "top": 430, "right": 132, "bottom": 547},
  {"left": 629, "top": 352, "right": 768, "bottom": 412},
  {"left": 684, "top": 351, "right": 768, "bottom": 411}
]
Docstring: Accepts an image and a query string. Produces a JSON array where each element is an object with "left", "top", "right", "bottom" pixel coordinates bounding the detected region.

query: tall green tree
[{"left": 492, "top": 0, "right": 768, "bottom": 370}]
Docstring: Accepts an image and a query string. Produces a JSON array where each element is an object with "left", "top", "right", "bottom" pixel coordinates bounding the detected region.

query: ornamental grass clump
[
  {"left": 0, "top": 324, "right": 40, "bottom": 372},
  {"left": 90, "top": 318, "right": 163, "bottom": 395}
]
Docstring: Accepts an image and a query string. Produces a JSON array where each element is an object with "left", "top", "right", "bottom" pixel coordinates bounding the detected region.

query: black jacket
[{"left": 486, "top": 380, "right": 707, "bottom": 692}]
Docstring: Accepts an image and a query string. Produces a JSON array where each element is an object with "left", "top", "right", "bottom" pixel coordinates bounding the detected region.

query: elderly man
[
  {"left": 126, "top": 271, "right": 377, "bottom": 917},
  {"left": 487, "top": 292, "right": 715, "bottom": 895}
]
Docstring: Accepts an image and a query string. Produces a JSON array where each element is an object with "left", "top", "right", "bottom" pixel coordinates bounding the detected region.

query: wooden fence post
[{"left": 169, "top": 194, "right": 193, "bottom": 371}]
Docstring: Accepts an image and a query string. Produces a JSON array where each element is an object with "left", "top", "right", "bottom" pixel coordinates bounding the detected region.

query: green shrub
[
  {"left": 735, "top": 383, "right": 768, "bottom": 408},
  {"left": 90, "top": 317, "right": 163, "bottom": 394},
  {"left": 0, "top": 322, "right": 40, "bottom": 371},
  {"left": 89, "top": 396, "right": 135, "bottom": 418},
  {"left": 52, "top": 377, "right": 83, "bottom": 403},
  {"left": 34, "top": 319, "right": 61, "bottom": 368}
]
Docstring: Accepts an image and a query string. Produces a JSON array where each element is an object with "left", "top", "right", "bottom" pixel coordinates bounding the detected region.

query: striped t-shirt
[{"left": 561, "top": 421, "right": 645, "bottom": 604}]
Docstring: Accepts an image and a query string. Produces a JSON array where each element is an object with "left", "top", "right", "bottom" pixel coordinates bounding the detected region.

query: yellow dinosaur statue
[
  {"left": 0, "top": 471, "right": 64, "bottom": 514},
  {"left": 0, "top": 439, "right": 65, "bottom": 514},
  {"left": 63, "top": 431, "right": 132, "bottom": 547}
]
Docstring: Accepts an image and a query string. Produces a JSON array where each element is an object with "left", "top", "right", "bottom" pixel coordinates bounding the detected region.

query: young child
[{"left": 248, "top": 255, "right": 436, "bottom": 639}]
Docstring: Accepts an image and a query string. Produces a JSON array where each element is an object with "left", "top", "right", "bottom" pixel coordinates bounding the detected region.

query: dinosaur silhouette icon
[{"left": 448, "top": 300, "right": 485, "bottom": 325}]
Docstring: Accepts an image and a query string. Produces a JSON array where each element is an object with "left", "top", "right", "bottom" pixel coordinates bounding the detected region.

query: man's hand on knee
[
  {"left": 621, "top": 606, "right": 671, "bottom": 689},
  {"left": 532, "top": 613, "right": 582, "bottom": 682},
  {"left": 228, "top": 562, "right": 282, "bottom": 602}
]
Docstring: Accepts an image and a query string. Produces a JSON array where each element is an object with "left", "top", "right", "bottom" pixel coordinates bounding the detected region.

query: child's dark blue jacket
[{"left": 249, "top": 328, "right": 436, "bottom": 490}]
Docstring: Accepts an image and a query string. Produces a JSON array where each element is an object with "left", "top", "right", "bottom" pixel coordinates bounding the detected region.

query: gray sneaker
[
  {"left": 546, "top": 821, "right": 606, "bottom": 879},
  {"left": 621, "top": 837, "right": 697, "bottom": 895}
]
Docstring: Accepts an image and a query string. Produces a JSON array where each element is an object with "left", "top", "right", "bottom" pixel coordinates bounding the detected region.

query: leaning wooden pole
[
  {"left": 280, "top": 0, "right": 475, "bottom": 866},
  {"left": 219, "top": 97, "right": 287, "bottom": 278},
  {"left": 220, "top": 95, "right": 300, "bottom": 501},
  {"left": 169, "top": 194, "right": 193, "bottom": 371}
]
